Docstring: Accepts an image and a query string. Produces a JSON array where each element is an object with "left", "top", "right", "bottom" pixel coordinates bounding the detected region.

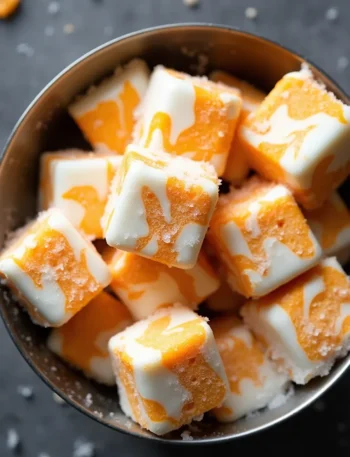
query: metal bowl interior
[{"left": 0, "top": 24, "right": 349, "bottom": 444}]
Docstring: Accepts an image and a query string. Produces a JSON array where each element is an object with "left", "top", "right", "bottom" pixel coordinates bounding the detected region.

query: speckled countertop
[{"left": 0, "top": 1, "right": 349, "bottom": 456}]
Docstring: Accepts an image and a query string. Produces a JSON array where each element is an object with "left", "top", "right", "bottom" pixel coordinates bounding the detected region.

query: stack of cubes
[{"left": 0, "top": 58, "right": 349, "bottom": 436}]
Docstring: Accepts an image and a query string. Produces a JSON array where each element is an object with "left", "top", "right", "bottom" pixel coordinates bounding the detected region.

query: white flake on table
[
  {"left": 7, "top": 429, "right": 20, "bottom": 451},
  {"left": 17, "top": 385, "right": 34, "bottom": 399},
  {"left": 245, "top": 7, "right": 258, "bottom": 20}
]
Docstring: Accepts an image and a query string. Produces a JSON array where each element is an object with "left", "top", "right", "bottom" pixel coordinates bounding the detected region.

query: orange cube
[
  {"left": 211, "top": 316, "right": 289, "bottom": 421},
  {"left": 239, "top": 67, "right": 350, "bottom": 209},
  {"left": 208, "top": 177, "right": 322, "bottom": 298},
  {"left": 103, "top": 145, "right": 219, "bottom": 269},
  {"left": 69, "top": 59, "right": 150, "bottom": 154},
  {"left": 109, "top": 305, "right": 228, "bottom": 435},
  {"left": 0, "top": 0, "right": 20, "bottom": 18},
  {"left": 304, "top": 192, "right": 350, "bottom": 266},
  {"left": 210, "top": 71, "right": 265, "bottom": 184},
  {"left": 39, "top": 150, "right": 121, "bottom": 239},
  {"left": 137, "top": 66, "right": 242, "bottom": 175},
  {"left": 0, "top": 209, "right": 111, "bottom": 327},
  {"left": 242, "top": 257, "right": 350, "bottom": 384},
  {"left": 104, "top": 248, "right": 220, "bottom": 320},
  {"left": 48, "top": 291, "right": 133, "bottom": 385}
]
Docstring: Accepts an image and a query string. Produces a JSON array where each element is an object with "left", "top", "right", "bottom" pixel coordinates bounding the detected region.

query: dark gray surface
[{"left": 0, "top": 1, "right": 350, "bottom": 455}]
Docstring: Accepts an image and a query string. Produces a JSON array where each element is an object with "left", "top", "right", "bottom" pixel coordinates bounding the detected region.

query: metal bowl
[{"left": 1, "top": 24, "right": 349, "bottom": 444}]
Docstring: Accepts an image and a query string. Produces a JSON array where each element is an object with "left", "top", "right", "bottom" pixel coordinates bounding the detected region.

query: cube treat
[
  {"left": 69, "top": 59, "right": 150, "bottom": 154},
  {"left": 109, "top": 305, "right": 228, "bottom": 435},
  {"left": 48, "top": 291, "right": 133, "bottom": 385},
  {"left": 211, "top": 316, "right": 289, "bottom": 421},
  {"left": 137, "top": 66, "right": 242, "bottom": 175},
  {"left": 0, "top": 210, "right": 111, "bottom": 327},
  {"left": 210, "top": 71, "right": 265, "bottom": 184},
  {"left": 208, "top": 177, "right": 322, "bottom": 298},
  {"left": 103, "top": 145, "right": 219, "bottom": 269},
  {"left": 239, "top": 67, "right": 350, "bottom": 209},
  {"left": 242, "top": 257, "right": 350, "bottom": 384},
  {"left": 39, "top": 151, "right": 122, "bottom": 239},
  {"left": 104, "top": 248, "right": 220, "bottom": 320},
  {"left": 304, "top": 192, "right": 350, "bottom": 266}
]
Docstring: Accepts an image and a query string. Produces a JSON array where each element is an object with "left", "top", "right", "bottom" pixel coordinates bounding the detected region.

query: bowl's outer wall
[{"left": 0, "top": 25, "right": 349, "bottom": 443}]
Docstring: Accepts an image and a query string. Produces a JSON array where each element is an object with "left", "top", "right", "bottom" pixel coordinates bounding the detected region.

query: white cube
[
  {"left": 304, "top": 192, "right": 350, "bottom": 265},
  {"left": 48, "top": 291, "right": 133, "bottom": 384},
  {"left": 208, "top": 176, "right": 322, "bottom": 298},
  {"left": 242, "top": 257, "right": 350, "bottom": 384},
  {"left": 103, "top": 144, "right": 219, "bottom": 269},
  {"left": 211, "top": 316, "right": 289, "bottom": 421},
  {"left": 105, "top": 249, "right": 220, "bottom": 320},
  {"left": 109, "top": 305, "right": 229, "bottom": 435},
  {"left": 39, "top": 150, "right": 122, "bottom": 239},
  {"left": 69, "top": 59, "right": 150, "bottom": 154},
  {"left": 0, "top": 209, "right": 111, "bottom": 327},
  {"left": 136, "top": 66, "right": 242, "bottom": 175},
  {"left": 239, "top": 67, "right": 350, "bottom": 209}
]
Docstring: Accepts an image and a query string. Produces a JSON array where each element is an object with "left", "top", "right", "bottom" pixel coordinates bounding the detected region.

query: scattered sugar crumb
[
  {"left": 181, "top": 430, "right": 194, "bottom": 441},
  {"left": 7, "top": 429, "right": 20, "bottom": 451},
  {"left": 183, "top": 0, "right": 200, "bottom": 8},
  {"left": 73, "top": 439, "right": 95, "bottom": 457},
  {"left": 48, "top": 1, "right": 60, "bottom": 15},
  {"left": 84, "top": 393, "right": 93, "bottom": 407},
  {"left": 325, "top": 7, "right": 339, "bottom": 21},
  {"left": 44, "top": 25, "right": 55, "bottom": 37},
  {"left": 63, "top": 23, "right": 75, "bottom": 34},
  {"left": 51, "top": 366, "right": 57, "bottom": 372},
  {"left": 16, "top": 43, "right": 35, "bottom": 58},
  {"left": 337, "top": 56, "right": 349, "bottom": 72},
  {"left": 52, "top": 392, "right": 65, "bottom": 405},
  {"left": 313, "top": 399, "right": 326, "bottom": 412},
  {"left": 245, "top": 7, "right": 258, "bottom": 20},
  {"left": 17, "top": 385, "right": 34, "bottom": 399}
]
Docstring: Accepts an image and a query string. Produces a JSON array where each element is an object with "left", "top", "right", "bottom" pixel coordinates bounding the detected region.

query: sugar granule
[
  {"left": 325, "top": 7, "right": 339, "bottom": 21},
  {"left": 17, "top": 385, "right": 34, "bottom": 399},
  {"left": 63, "top": 23, "right": 75, "bottom": 34},
  {"left": 84, "top": 393, "right": 93, "bottom": 407},
  {"left": 183, "top": 0, "right": 200, "bottom": 8},
  {"left": 245, "top": 7, "right": 258, "bottom": 20},
  {"left": 7, "top": 429, "right": 20, "bottom": 451},
  {"left": 337, "top": 56, "right": 349, "bottom": 72},
  {"left": 181, "top": 430, "right": 194, "bottom": 441},
  {"left": 16, "top": 43, "right": 35, "bottom": 58},
  {"left": 48, "top": 1, "right": 60, "bottom": 15},
  {"left": 73, "top": 439, "right": 95, "bottom": 457}
]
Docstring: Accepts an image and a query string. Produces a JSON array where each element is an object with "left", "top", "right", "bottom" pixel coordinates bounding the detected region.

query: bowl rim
[{"left": 1, "top": 22, "right": 349, "bottom": 444}]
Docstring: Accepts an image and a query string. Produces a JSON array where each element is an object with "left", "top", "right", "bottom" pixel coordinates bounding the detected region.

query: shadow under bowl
[{"left": 0, "top": 24, "right": 349, "bottom": 443}]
